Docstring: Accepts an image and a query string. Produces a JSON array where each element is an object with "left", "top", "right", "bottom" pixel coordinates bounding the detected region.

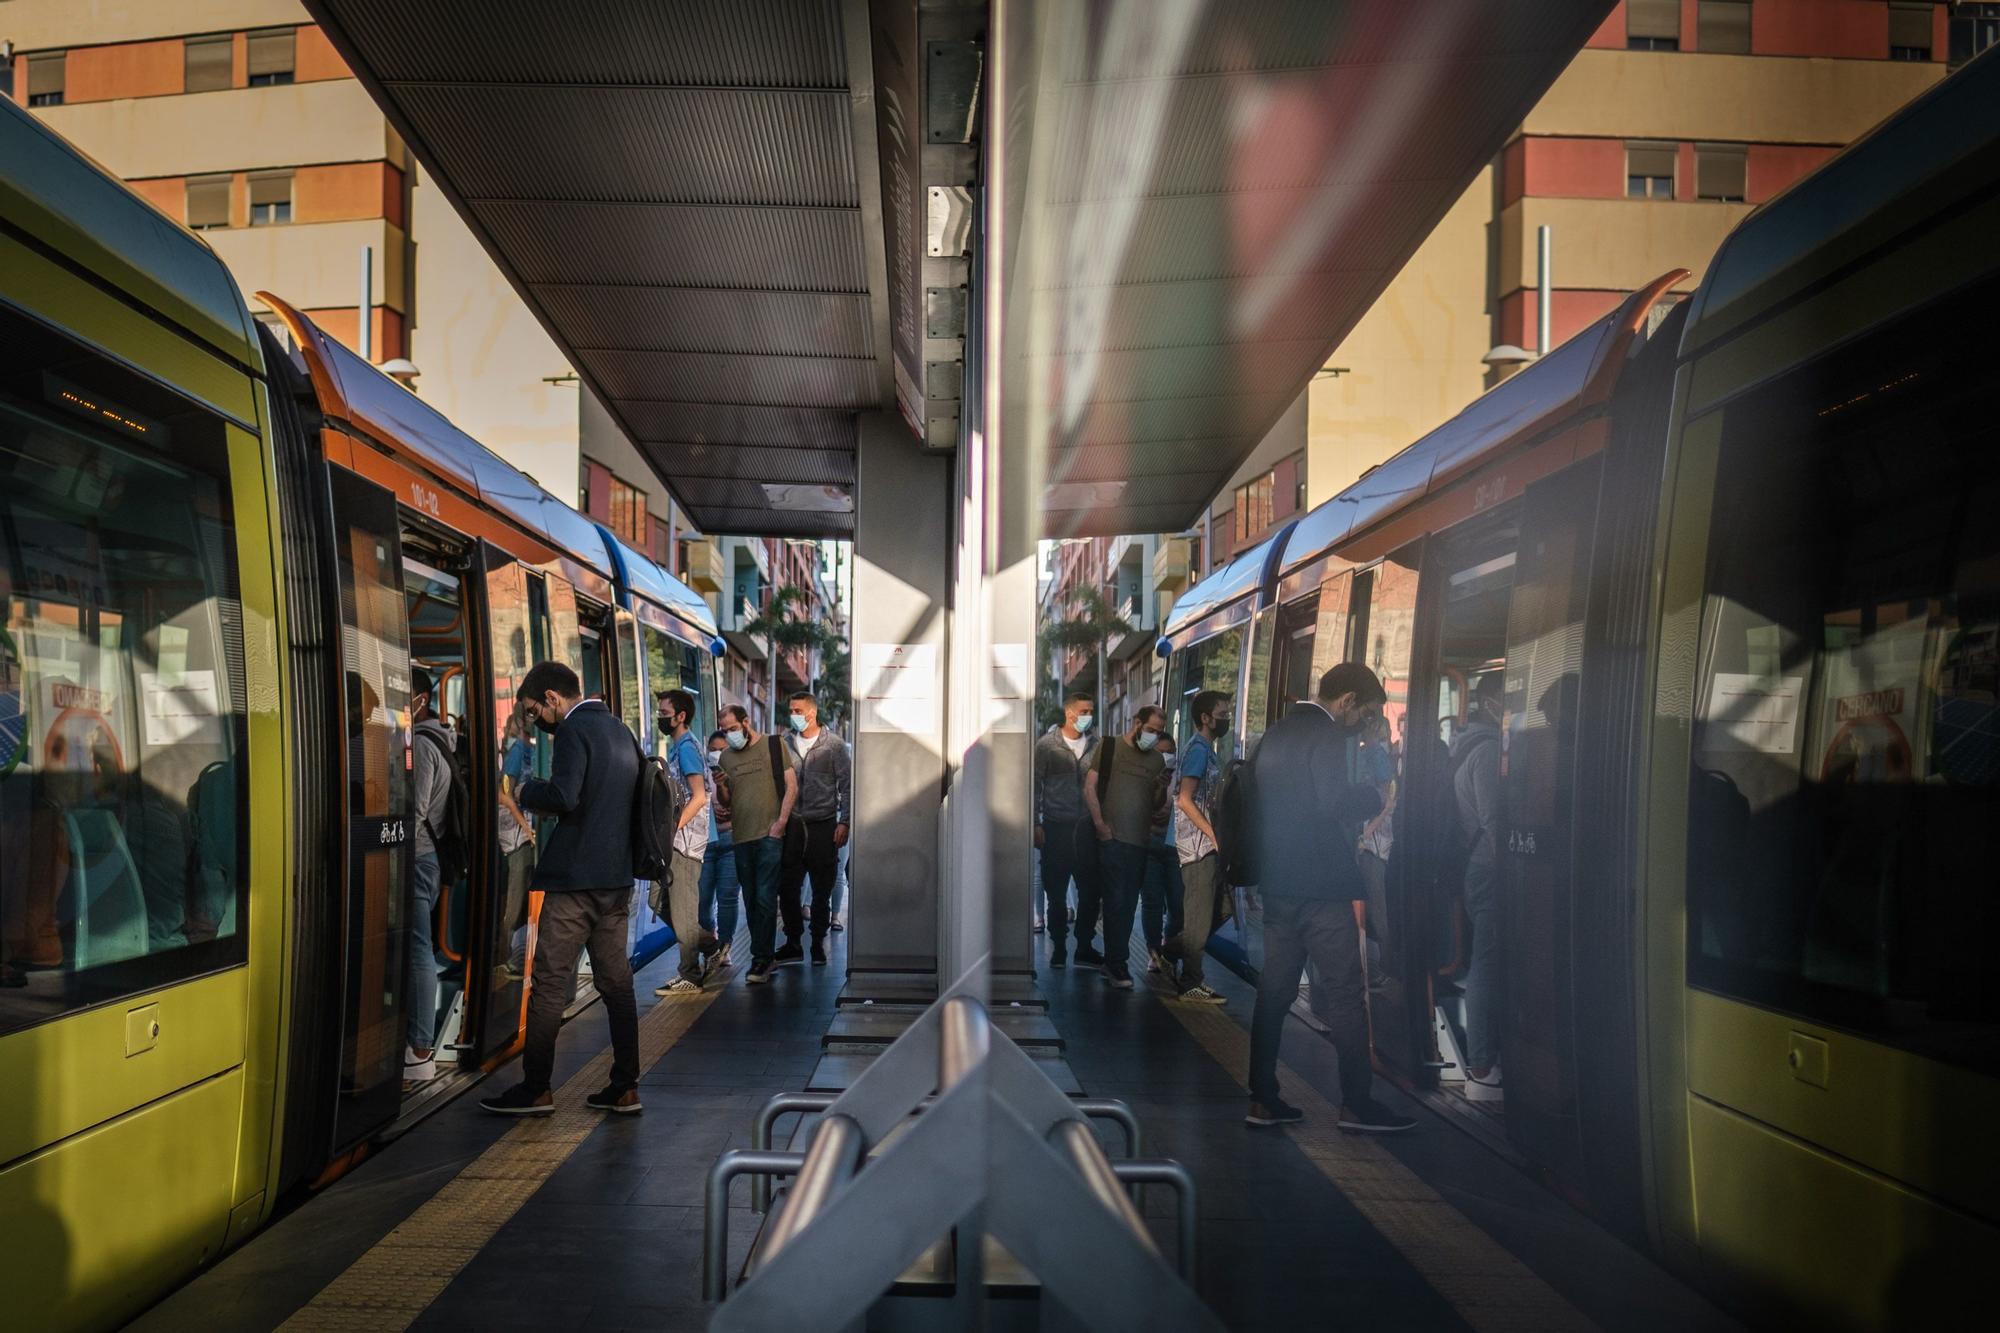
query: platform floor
[{"left": 129, "top": 927, "right": 1742, "bottom": 1332}]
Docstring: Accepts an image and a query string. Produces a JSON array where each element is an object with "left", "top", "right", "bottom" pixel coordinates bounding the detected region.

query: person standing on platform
[
  {"left": 482, "top": 661, "right": 644, "bottom": 1116},
  {"left": 404, "top": 667, "right": 453, "bottom": 1088},
  {"left": 1245, "top": 663, "right": 1415, "bottom": 1134},
  {"left": 497, "top": 701, "right": 537, "bottom": 981},
  {"left": 653, "top": 688, "right": 718, "bottom": 997},
  {"left": 779, "top": 691, "right": 851, "bottom": 966},
  {"left": 1166, "top": 689, "right": 1231, "bottom": 1004},
  {"left": 717, "top": 704, "right": 798, "bottom": 985},
  {"left": 1083, "top": 705, "right": 1167, "bottom": 991},
  {"left": 1139, "top": 732, "right": 1184, "bottom": 975},
  {"left": 1033, "top": 691, "right": 1101, "bottom": 969},
  {"left": 1452, "top": 674, "right": 1506, "bottom": 1099},
  {"left": 699, "top": 729, "right": 741, "bottom": 968}
]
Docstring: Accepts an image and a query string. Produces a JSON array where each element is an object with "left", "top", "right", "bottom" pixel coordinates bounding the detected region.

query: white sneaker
[
  {"left": 655, "top": 977, "right": 703, "bottom": 997},
  {"left": 1463, "top": 1064, "right": 1504, "bottom": 1103},
  {"left": 403, "top": 1047, "right": 437, "bottom": 1086}
]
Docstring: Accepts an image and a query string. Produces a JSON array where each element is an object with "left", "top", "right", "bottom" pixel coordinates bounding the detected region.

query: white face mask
[
  {"left": 726, "top": 729, "right": 750, "bottom": 751},
  {"left": 1135, "top": 729, "right": 1160, "bottom": 753}
]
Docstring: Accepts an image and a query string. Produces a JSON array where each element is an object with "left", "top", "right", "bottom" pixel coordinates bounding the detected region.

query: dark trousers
[
  {"left": 1097, "top": 839, "right": 1149, "bottom": 971},
  {"left": 734, "top": 835, "right": 784, "bottom": 963},
  {"left": 1140, "top": 841, "right": 1184, "bottom": 953},
  {"left": 1041, "top": 817, "right": 1101, "bottom": 949},
  {"left": 1249, "top": 894, "right": 1373, "bottom": 1110},
  {"left": 523, "top": 887, "right": 639, "bottom": 1095},
  {"left": 780, "top": 816, "right": 840, "bottom": 946}
]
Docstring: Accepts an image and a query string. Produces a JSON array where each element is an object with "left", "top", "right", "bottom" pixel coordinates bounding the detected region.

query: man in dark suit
[
  {"left": 1245, "top": 662, "right": 1415, "bottom": 1134},
  {"left": 481, "top": 661, "right": 644, "bottom": 1116}
]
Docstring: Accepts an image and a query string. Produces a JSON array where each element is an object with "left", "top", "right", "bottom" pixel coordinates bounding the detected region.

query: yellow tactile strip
[
  {"left": 278, "top": 959, "right": 727, "bottom": 1332},
  {"left": 1160, "top": 998, "right": 1600, "bottom": 1333}
]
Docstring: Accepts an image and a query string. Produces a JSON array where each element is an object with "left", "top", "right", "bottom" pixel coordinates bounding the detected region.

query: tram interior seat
[{"left": 65, "top": 808, "right": 147, "bottom": 970}]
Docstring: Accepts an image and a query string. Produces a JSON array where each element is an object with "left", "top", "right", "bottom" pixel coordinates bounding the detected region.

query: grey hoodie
[
  {"left": 412, "top": 716, "right": 455, "bottom": 859},
  {"left": 1450, "top": 717, "right": 1501, "bottom": 866}
]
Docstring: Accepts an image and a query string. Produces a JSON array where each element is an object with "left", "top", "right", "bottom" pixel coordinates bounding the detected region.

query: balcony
[
  {"left": 1108, "top": 594, "right": 1150, "bottom": 663},
  {"left": 681, "top": 539, "right": 723, "bottom": 594},
  {"left": 1152, "top": 537, "right": 1192, "bottom": 594}
]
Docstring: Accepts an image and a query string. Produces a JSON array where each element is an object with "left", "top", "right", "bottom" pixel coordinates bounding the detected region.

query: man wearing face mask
[
  {"left": 1166, "top": 690, "right": 1232, "bottom": 1003},
  {"left": 1032, "top": 691, "right": 1102, "bottom": 969},
  {"left": 779, "top": 691, "right": 850, "bottom": 966},
  {"left": 481, "top": 661, "right": 644, "bottom": 1116},
  {"left": 1245, "top": 662, "right": 1415, "bottom": 1134},
  {"left": 652, "top": 688, "right": 717, "bottom": 996},
  {"left": 1082, "top": 705, "right": 1168, "bottom": 990},
  {"left": 716, "top": 704, "right": 798, "bottom": 985}
]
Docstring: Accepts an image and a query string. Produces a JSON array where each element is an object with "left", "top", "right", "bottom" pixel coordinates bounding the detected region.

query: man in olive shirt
[
  {"left": 717, "top": 704, "right": 798, "bottom": 985},
  {"left": 1083, "top": 705, "right": 1168, "bottom": 990}
]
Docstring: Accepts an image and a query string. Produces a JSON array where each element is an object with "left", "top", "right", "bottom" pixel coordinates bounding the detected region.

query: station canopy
[{"left": 303, "top": 0, "right": 1611, "bottom": 539}]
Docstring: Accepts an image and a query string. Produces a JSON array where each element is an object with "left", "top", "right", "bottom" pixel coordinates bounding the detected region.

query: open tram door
[
  {"left": 323, "top": 468, "right": 416, "bottom": 1153},
  {"left": 475, "top": 550, "right": 536, "bottom": 1064}
]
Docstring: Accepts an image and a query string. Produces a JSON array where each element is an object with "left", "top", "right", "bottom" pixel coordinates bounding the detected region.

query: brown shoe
[{"left": 585, "top": 1084, "right": 643, "bottom": 1114}]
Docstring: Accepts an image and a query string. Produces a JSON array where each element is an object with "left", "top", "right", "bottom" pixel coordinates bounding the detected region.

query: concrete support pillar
[{"left": 848, "top": 413, "right": 951, "bottom": 982}]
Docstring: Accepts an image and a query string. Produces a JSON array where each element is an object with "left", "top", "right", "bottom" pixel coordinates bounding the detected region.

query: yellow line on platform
[
  {"left": 1159, "top": 994, "right": 1600, "bottom": 1333},
  {"left": 278, "top": 954, "right": 731, "bottom": 1332}
]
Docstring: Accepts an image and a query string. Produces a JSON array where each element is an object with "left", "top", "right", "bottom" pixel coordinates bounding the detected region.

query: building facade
[{"left": 3, "top": 0, "right": 678, "bottom": 552}]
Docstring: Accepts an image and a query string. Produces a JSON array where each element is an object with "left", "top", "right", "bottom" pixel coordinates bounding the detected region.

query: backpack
[
  {"left": 631, "top": 732, "right": 684, "bottom": 887},
  {"left": 416, "top": 727, "right": 472, "bottom": 887},
  {"left": 1213, "top": 756, "right": 1258, "bottom": 887}
]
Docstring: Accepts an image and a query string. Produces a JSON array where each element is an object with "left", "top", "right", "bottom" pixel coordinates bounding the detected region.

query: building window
[
  {"left": 246, "top": 28, "right": 296, "bottom": 86},
  {"left": 248, "top": 171, "right": 292, "bottom": 226},
  {"left": 1695, "top": 143, "right": 1747, "bottom": 203},
  {"left": 1949, "top": 3, "right": 2000, "bottom": 68},
  {"left": 1889, "top": 2, "right": 1933, "bottom": 60},
  {"left": 185, "top": 175, "right": 231, "bottom": 230},
  {"left": 184, "top": 34, "right": 232, "bottom": 93},
  {"left": 1696, "top": 0, "right": 1751, "bottom": 54},
  {"left": 1626, "top": 0, "right": 1680, "bottom": 50},
  {"left": 26, "top": 51, "right": 66, "bottom": 107},
  {"left": 1233, "top": 470, "right": 1274, "bottom": 542},
  {"left": 608, "top": 473, "right": 646, "bottom": 548},
  {"left": 1626, "top": 141, "right": 1677, "bottom": 199}
]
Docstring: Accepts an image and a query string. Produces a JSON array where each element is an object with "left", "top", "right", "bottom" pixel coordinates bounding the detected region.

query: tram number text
[
  {"left": 1506, "top": 830, "right": 1539, "bottom": 856},
  {"left": 409, "top": 482, "right": 441, "bottom": 517},
  {"left": 378, "top": 819, "right": 407, "bottom": 846}
]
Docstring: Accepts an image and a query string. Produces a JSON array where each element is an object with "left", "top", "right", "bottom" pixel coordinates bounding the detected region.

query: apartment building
[
  {"left": 1144, "top": 0, "right": 1958, "bottom": 625},
  {"left": 3, "top": 0, "right": 680, "bottom": 558}
]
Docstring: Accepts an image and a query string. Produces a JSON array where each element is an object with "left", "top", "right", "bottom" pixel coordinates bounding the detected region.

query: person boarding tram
[
  {"left": 654, "top": 688, "right": 719, "bottom": 996},
  {"left": 1166, "top": 690, "right": 1232, "bottom": 1004},
  {"left": 699, "top": 729, "right": 742, "bottom": 967},
  {"left": 404, "top": 667, "right": 453, "bottom": 1089}
]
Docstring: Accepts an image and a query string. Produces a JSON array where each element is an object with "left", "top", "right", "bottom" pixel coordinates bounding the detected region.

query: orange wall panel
[
  {"left": 295, "top": 26, "right": 351, "bottom": 83},
  {"left": 1587, "top": 1, "right": 1626, "bottom": 48},
  {"left": 1752, "top": 0, "right": 1887, "bottom": 58},
  {"left": 1523, "top": 137, "right": 1627, "bottom": 200},
  {"left": 11, "top": 55, "right": 26, "bottom": 105},
  {"left": 64, "top": 38, "right": 184, "bottom": 103},
  {"left": 128, "top": 176, "right": 186, "bottom": 220},
  {"left": 1746, "top": 143, "right": 1839, "bottom": 202},
  {"left": 231, "top": 33, "right": 248, "bottom": 88},
  {"left": 295, "top": 162, "right": 396, "bottom": 224},
  {"left": 382, "top": 165, "right": 405, "bottom": 230}
]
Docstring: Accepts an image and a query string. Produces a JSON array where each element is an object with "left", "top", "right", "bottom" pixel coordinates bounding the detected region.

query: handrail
[
  {"left": 1048, "top": 1118, "right": 1153, "bottom": 1249},
  {"left": 755, "top": 1114, "right": 864, "bottom": 1271},
  {"left": 703, "top": 1150, "right": 804, "bottom": 1302},
  {"left": 749, "top": 1091, "right": 1142, "bottom": 1213},
  {"left": 1111, "top": 1159, "right": 1200, "bottom": 1280},
  {"left": 939, "top": 995, "right": 989, "bottom": 1090}
]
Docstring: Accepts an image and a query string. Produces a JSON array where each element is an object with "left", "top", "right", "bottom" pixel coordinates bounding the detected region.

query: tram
[
  {"left": 0, "top": 97, "right": 717, "bottom": 1328},
  {"left": 1162, "top": 56, "right": 1999, "bottom": 1330}
]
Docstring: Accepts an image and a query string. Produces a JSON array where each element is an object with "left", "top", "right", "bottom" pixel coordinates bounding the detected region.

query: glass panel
[
  {"left": 545, "top": 575, "right": 584, "bottom": 681},
  {"left": 1688, "top": 285, "right": 1999, "bottom": 1075},
  {"left": 615, "top": 612, "right": 644, "bottom": 735},
  {"left": 0, "top": 367, "right": 245, "bottom": 1035},
  {"left": 246, "top": 28, "right": 295, "bottom": 80},
  {"left": 480, "top": 559, "right": 532, "bottom": 1061},
  {"left": 327, "top": 471, "right": 411, "bottom": 1148},
  {"left": 1362, "top": 542, "right": 1425, "bottom": 1070}
]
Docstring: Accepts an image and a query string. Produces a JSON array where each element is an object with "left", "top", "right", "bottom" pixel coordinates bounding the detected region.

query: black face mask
[{"left": 532, "top": 702, "right": 559, "bottom": 736}]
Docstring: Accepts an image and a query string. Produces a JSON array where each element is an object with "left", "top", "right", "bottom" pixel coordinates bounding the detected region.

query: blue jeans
[
  {"left": 733, "top": 835, "right": 784, "bottom": 963},
  {"left": 407, "top": 851, "right": 441, "bottom": 1052},
  {"left": 1097, "top": 839, "right": 1149, "bottom": 972},
  {"left": 700, "top": 832, "right": 741, "bottom": 943},
  {"left": 1140, "top": 842, "right": 1184, "bottom": 953},
  {"left": 1461, "top": 852, "right": 1503, "bottom": 1071}
]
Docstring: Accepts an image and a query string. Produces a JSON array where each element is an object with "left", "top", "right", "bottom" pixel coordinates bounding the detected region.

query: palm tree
[
  {"left": 1041, "top": 585, "right": 1134, "bottom": 726},
  {"left": 743, "top": 583, "right": 833, "bottom": 728}
]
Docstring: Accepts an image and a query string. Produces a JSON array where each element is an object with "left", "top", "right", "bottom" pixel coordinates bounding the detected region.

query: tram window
[
  {"left": 1304, "top": 570, "right": 1355, "bottom": 699},
  {"left": 0, "top": 335, "right": 247, "bottom": 1034},
  {"left": 1176, "top": 628, "right": 1242, "bottom": 762},
  {"left": 642, "top": 624, "right": 710, "bottom": 750},
  {"left": 1689, "top": 288, "right": 2000, "bottom": 1073}
]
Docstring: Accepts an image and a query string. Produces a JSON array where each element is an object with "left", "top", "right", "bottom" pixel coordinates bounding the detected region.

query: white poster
[
  {"left": 987, "top": 642, "right": 1029, "bottom": 734},
  {"left": 1703, "top": 672, "right": 1803, "bottom": 754},
  {"left": 857, "top": 642, "right": 939, "bottom": 735},
  {"left": 141, "top": 669, "right": 220, "bottom": 746}
]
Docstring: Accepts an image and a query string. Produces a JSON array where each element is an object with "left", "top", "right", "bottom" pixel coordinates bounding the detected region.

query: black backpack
[
  {"left": 1213, "top": 756, "right": 1258, "bottom": 887},
  {"left": 631, "top": 732, "right": 685, "bottom": 886},
  {"left": 416, "top": 727, "right": 472, "bottom": 886}
]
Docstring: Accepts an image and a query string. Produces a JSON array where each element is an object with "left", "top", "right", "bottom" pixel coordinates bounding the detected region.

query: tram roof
[
  {"left": 301, "top": 0, "right": 1614, "bottom": 540},
  {"left": 1682, "top": 49, "right": 2000, "bottom": 361},
  {"left": 1162, "top": 270, "right": 1684, "bottom": 645},
  {"left": 597, "top": 526, "right": 721, "bottom": 644},
  {"left": 0, "top": 98, "right": 256, "bottom": 372}
]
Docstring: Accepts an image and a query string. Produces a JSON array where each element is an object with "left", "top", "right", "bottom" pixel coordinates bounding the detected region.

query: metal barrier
[{"left": 756, "top": 1114, "right": 864, "bottom": 1268}]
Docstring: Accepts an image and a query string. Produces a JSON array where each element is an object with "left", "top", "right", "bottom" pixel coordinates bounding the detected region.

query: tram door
[
  {"left": 478, "top": 555, "right": 535, "bottom": 1062},
  {"left": 326, "top": 471, "right": 414, "bottom": 1151},
  {"left": 1496, "top": 459, "right": 1599, "bottom": 1177}
]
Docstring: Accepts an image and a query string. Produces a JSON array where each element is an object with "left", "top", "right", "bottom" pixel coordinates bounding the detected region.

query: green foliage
[
  {"left": 815, "top": 638, "right": 850, "bottom": 728},
  {"left": 1035, "top": 584, "right": 1135, "bottom": 731},
  {"left": 742, "top": 584, "right": 828, "bottom": 649}
]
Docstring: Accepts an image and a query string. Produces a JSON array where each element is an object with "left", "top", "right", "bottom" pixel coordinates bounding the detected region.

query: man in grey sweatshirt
[{"left": 406, "top": 667, "right": 455, "bottom": 1086}]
